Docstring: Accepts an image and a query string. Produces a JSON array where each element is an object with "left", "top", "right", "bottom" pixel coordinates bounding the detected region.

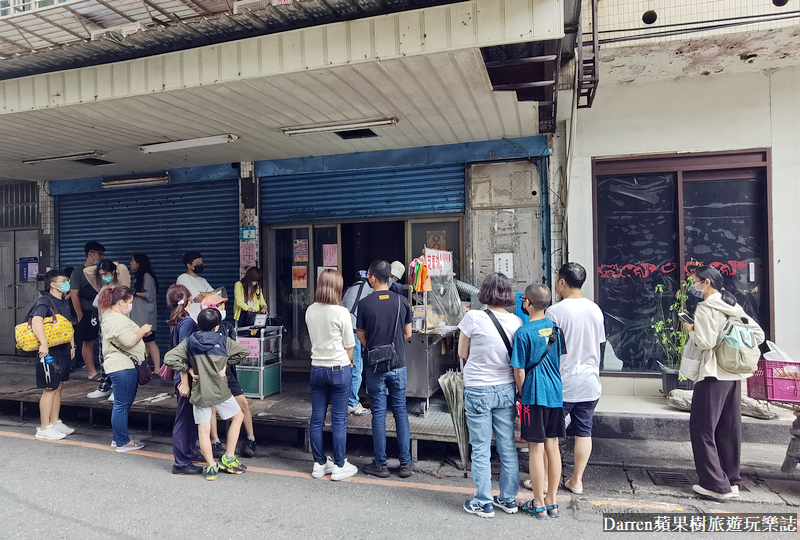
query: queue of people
[{"left": 26, "top": 246, "right": 764, "bottom": 504}]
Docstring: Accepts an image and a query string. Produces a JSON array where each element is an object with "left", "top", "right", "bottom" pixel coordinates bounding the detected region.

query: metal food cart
[
  {"left": 405, "top": 247, "right": 463, "bottom": 415},
  {"left": 235, "top": 319, "right": 283, "bottom": 399}
]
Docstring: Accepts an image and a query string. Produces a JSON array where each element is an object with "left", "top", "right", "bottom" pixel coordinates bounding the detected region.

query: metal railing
[{"left": 0, "top": 0, "right": 72, "bottom": 19}]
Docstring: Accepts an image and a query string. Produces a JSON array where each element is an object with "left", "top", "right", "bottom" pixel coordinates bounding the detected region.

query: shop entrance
[{"left": 266, "top": 218, "right": 461, "bottom": 369}]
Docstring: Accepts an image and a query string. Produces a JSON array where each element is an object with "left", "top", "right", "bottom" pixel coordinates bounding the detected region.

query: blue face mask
[
  {"left": 58, "top": 282, "right": 71, "bottom": 294},
  {"left": 690, "top": 283, "right": 705, "bottom": 299},
  {"left": 218, "top": 310, "right": 227, "bottom": 320},
  {"left": 102, "top": 275, "right": 114, "bottom": 284}
]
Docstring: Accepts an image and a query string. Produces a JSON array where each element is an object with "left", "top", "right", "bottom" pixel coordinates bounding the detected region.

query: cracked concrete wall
[{"left": 469, "top": 161, "right": 541, "bottom": 292}]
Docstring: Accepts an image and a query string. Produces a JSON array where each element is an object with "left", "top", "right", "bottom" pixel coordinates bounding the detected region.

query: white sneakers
[
  {"left": 312, "top": 457, "right": 358, "bottom": 481},
  {"left": 107, "top": 393, "right": 114, "bottom": 402},
  {"left": 312, "top": 457, "right": 335, "bottom": 479},
  {"left": 348, "top": 403, "right": 371, "bottom": 416},
  {"left": 87, "top": 389, "right": 112, "bottom": 399},
  {"left": 692, "top": 484, "right": 735, "bottom": 500},
  {"left": 35, "top": 425, "right": 66, "bottom": 440},
  {"left": 35, "top": 421, "right": 74, "bottom": 440},
  {"left": 331, "top": 459, "right": 358, "bottom": 481},
  {"left": 116, "top": 440, "right": 145, "bottom": 453},
  {"left": 52, "top": 420, "right": 75, "bottom": 435}
]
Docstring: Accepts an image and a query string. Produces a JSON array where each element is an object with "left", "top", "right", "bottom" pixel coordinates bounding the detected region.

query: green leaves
[{"left": 650, "top": 277, "right": 692, "bottom": 370}]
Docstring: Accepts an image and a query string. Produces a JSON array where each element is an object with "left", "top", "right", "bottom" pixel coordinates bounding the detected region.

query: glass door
[
  {"left": 270, "top": 225, "right": 313, "bottom": 367},
  {"left": 313, "top": 225, "right": 341, "bottom": 283}
]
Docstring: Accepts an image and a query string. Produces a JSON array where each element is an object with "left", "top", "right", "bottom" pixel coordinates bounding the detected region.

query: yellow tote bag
[{"left": 15, "top": 301, "right": 74, "bottom": 352}]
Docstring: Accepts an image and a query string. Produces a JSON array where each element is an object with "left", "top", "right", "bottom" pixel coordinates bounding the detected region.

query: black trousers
[{"left": 689, "top": 377, "right": 741, "bottom": 493}]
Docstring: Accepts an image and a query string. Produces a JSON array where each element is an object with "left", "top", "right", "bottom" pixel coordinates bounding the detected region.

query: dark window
[{"left": 594, "top": 152, "right": 771, "bottom": 373}]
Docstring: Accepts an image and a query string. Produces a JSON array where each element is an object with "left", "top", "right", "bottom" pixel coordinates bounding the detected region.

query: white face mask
[
  {"left": 218, "top": 310, "right": 226, "bottom": 320},
  {"left": 251, "top": 282, "right": 258, "bottom": 286}
]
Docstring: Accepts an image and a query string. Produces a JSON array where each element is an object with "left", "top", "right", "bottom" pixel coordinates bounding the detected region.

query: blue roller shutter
[
  {"left": 56, "top": 179, "right": 240, "bottom": 353},
  {"left": 260, "top": 164, "right": 465, "bottom": 223}
]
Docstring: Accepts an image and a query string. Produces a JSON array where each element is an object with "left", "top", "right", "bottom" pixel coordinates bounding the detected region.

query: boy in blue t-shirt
[{"left": 510, "top": 284, "right": 567, "bottom": 520}]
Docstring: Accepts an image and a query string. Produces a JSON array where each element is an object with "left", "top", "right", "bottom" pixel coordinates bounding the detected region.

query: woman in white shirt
[
  {"left": 305, "top": 269, "right": 358, "bottom": 481},
  {"left": 458, "top": 272, "right": 523, "bottom": 518}
]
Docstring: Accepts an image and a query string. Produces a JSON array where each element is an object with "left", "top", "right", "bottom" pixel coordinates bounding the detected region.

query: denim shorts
[{"left": 563, "top": 399, "right": 599, "bottom": 437}]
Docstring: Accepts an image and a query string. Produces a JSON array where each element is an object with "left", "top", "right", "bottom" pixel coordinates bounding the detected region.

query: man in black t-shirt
[
  {"left": 357, "top": 260, "right": 413, "bottom": 479},
  {"left": 30, "top": 270, "right": 77, "bottom": 441},
  {"left": 69, "top": 241, "right": 104, "bottom": 380}
]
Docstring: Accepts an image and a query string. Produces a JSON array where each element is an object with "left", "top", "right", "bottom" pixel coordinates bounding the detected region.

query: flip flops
[
  {"left": 520, "top": 500, "right": 549, "bottom": 520},
  {"left": 88, "top": 373, "right": 101, "bottom": 382}
]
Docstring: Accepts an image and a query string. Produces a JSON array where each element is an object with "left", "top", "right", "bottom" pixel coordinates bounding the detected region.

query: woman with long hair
[
  {"left": 685, "top": 266, "right": 764, "bottom": 501},
  {"left": 233, "top": 266, "right": 267, "bottom": 326},
  {"left": 130, "top": 254, "right": 161, "bottom": 372},
  {"left": 304, "top": 269, "right": 358, "bottom": 481},
  {"left": 98, "top": 286, "right": 151, "bottom": 453},
  {"left": 166, "top": 284, "right": 202, "bottom": 474},
  {"left": 458, "top": 272, "right": 523, "bottom": 518},
  {"left": 85, "top": 259, "right": 131, "bottom": 399}
]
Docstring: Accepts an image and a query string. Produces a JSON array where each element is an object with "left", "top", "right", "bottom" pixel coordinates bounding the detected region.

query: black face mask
[
  {"left": 521, "top": 306, "right": 529, "bottom": 316},
  {"left": 194, "top": 264, "right": 204, "bottom": 274}
]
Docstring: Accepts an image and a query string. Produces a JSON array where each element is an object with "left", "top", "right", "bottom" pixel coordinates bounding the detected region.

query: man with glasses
[
  {"left": 70, "top": 241, "right": 104, "bottom": 382},
  {"left": 357, "top": 260, "right": 413, "bottom": 478}
]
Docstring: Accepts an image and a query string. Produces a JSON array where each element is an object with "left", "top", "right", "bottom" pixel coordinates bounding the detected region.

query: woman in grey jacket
[
  {"left": 130, "top": 254, "right": 160, "bottom": 372},
  {"left": 684, "top": 266, "right": 764, "bottom": 501}
]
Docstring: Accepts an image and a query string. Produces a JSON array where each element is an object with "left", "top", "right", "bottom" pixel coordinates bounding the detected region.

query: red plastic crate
[{"left": 747, "top": 360, "right": 800, "bottom": 403}]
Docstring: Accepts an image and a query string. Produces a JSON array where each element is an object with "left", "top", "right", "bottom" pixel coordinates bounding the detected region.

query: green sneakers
[
  {"left": 205, "top": 465, "right": 220, "bottom": 481},
  {"left": 220, "top": 454, "right": 247, "bottom": 475}
]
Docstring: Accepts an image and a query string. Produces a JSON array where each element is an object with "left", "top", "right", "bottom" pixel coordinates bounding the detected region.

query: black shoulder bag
[
  {"left": 484, "top": 309, "right": 513, "bottom": 357},
  {"left": 108, "top": 341, "right": 151, "bottom": 386},
  {"left": 525, "top": 325, "right": 560, "bottom": 375},
  {"left": 365, "top": 296, "right": 401, "bottom": 374}
]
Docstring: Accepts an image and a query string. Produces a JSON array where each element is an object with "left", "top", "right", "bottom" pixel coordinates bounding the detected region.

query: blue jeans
[
  {"left": 310, "top": 365, "right": 352, "bottom": 467},
  {"left": 108, "top": 368, "right": 138, "bottom": 447},
  {"left": 349, "top": 334, "right": 363, "bottom": 408},
  {"left": 366, "top": 366, "right": 411, "bottom": 465},
  {"left": 464, "top": 383, "right": 519, "bottom": 506}
]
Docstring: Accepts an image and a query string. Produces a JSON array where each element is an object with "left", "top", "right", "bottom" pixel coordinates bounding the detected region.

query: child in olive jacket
[{"left": 164, "top": 308, "right": 251, "bottom": 480}]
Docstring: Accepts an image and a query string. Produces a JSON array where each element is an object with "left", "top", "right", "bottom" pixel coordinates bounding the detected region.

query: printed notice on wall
[
  {"left": 240, "top": 243, "right": 256, "bottom": 267},
  {"left": 292, "top": 266, "right": 307, "bottom": 288},
  {"left": 293, "top": 239, "right": 309, "bottom": 262},
  {"left": 494, "top": 253, "right": 513, "bottom": 279},
  {"left": 322, "top": 244, "right": 338, "bottom": 267}
]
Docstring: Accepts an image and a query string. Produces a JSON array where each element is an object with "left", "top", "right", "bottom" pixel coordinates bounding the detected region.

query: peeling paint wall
[{"left": 469, "top": 161, "right": 542, "bottom": 292}]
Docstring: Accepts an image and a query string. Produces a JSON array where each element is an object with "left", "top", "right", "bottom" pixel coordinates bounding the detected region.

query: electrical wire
[{"left": 585, "top": 13, "right": 800, "bottom": 45}]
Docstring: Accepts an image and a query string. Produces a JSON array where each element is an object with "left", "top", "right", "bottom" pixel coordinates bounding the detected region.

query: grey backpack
[{"left": 714, "top": 315, "right": 760, "bottom": 374}]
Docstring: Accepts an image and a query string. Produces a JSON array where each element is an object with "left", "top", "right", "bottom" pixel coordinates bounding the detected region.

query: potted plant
[{"left": 651, "top": 277, "right": 694, "bottom": 395}]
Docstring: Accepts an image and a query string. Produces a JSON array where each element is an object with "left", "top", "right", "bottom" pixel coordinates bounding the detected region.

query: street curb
[{"left": 593, "top": 412, "right": 792, "bottom": 445}]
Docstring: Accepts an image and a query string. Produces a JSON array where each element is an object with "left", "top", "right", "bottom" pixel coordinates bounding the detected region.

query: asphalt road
[{"left": 0, "top": 416, "right": 797, "bottom": 540}]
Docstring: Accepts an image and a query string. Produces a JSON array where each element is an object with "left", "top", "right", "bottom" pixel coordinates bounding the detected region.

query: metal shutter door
[
  {"left": 56, "top": 179, "right": 240, "bottom": 353},
  {"left": 260, "top": 164, "right": 465, "bottom": 223}
]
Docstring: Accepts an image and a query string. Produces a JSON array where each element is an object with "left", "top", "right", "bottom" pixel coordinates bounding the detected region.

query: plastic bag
[
  {"left": 679, "top": 340, "right": 702, "bottom": 381},
  {"left": 763, "top": 341, "right": 798, "bottom": 363}
]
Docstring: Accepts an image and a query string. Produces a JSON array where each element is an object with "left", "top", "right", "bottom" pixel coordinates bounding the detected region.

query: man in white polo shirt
[
  {"left": 176, "top": 251, "right": 214, "bottom": 321},
  {"left": 546, "top": 262, "right": 605, "bottom": 495}
]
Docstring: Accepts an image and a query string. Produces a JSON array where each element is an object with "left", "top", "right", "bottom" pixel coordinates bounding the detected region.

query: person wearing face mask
[
  {"left": 176, "top": 251, "right": 214, "bottom": 321},
  {"left": 29, "top": 270, "right": 77, "bottom": 440},
  {"left": 684, "top": 266, "right": 764, "bottom": 501},
  {"left": 233, "top": 266, "right": 267, "bottom": 327},
  {"left": 84, "top": 259, "right": 131, "bottom": 400},
  {"left": 69, "top": 241, "right": 105, "bottom": 380},
  {"left": 202, "top": 295, "right": 258, "bottom": 458},
  {"left": 97, "top": 286, "right": 151, "bottom": 452},
  {"left": 544, "top": 262, "right": 605, "bottom": 495}
]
